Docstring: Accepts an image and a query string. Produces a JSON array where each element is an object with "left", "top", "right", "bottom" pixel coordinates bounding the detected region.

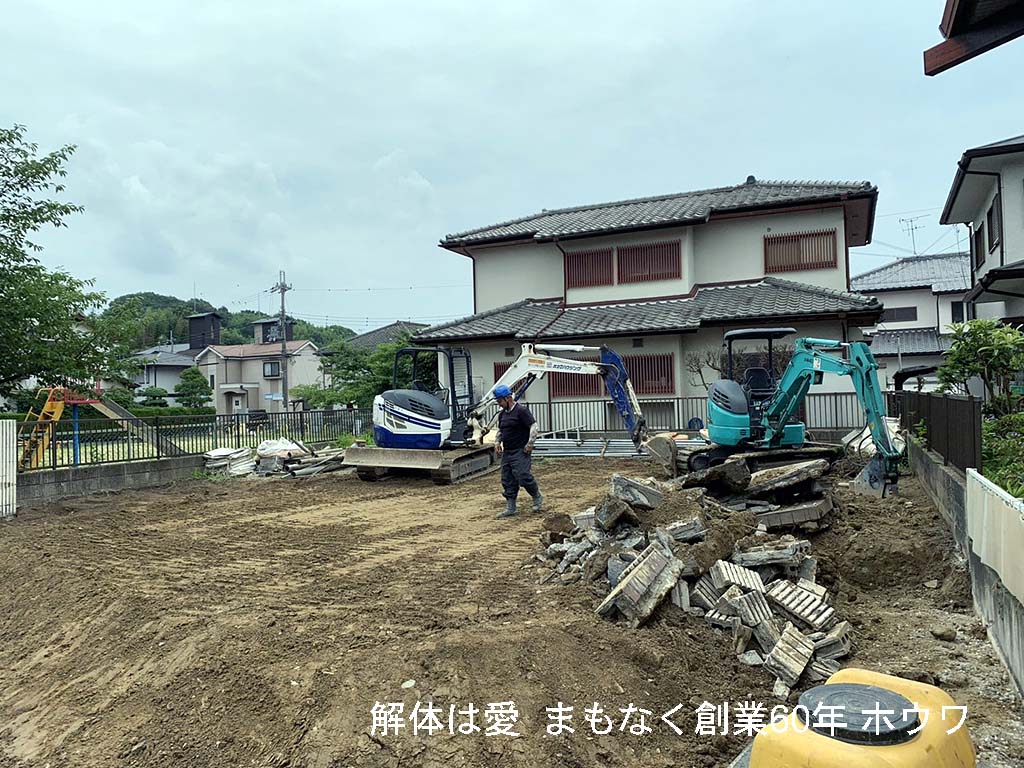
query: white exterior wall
[
  {"left": 471, "top": 242, "right": 563, "bottom": 312},
  {"left": 693, "top": 207, "right": 848, "bottom": 291},
  {"left": 136, "top": 365, "right": 190, "bottom": 395},
  {"left": 936, "top": 294, "right": 967, "bottom": 330},
  {"left": 865, "top": 288, "right": 938, "bottom": 331},
  {"left": 995, "top": 160, "right": 1024, "bottom": 270},
  {"left": 466, "top": 207, "right": 851, "bottom": 312}
]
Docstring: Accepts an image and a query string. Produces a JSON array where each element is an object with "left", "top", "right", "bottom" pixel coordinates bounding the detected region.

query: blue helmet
[{"left": 493, "top": 384, "right": 513, "bottom": 398}]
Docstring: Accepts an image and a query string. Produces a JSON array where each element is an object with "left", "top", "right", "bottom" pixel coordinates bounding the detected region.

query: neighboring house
[
  {"left": 128, "top": 312, "right": 223, "bottom": 400},
  {"left": 347, "top": 321, "right": 428, "bottom": 350},
  {"left": 940, "top": 135, "right": 1024, "bottom": 326},
  {"left": 924, "top": 0, "right": 1024, "bottom": 76},
  {"left": 415, "top": 176, "right": 883, "bottom": 429},
  {"left": 194, "top": 320, "right": 323, "bottom": 415},
  {"left": 252, "top": 317, "right": 295, "bottom": 344},
  {"left": 850, "top": 252, "right": 971, "bottom": 389}
]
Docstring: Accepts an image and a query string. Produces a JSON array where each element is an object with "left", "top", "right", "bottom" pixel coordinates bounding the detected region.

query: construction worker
[{"left": 493, "top": 384, "right": 543, "bottom": 518}]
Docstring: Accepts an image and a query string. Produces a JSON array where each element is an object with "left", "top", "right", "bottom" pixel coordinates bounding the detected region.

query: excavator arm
[
  {"left": 762, "top": 337, "right": 901, "bottom": 493},
  {"left": 469, "top": 343, "right": 648, "bottom": 448}
]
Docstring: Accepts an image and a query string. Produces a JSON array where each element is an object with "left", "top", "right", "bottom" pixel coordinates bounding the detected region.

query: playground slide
[{"left": 95, "top": 398, "right": 185, "bottom": 457}]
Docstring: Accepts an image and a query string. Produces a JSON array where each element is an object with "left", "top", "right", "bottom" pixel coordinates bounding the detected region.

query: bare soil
[{"left": 1, "top": 460, "right": 1022, "bottom": 767}]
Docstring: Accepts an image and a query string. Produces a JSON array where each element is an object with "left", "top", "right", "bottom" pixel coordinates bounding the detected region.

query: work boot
[
  {"left": 531, "top": 492, "right": 544, "bottom": 513},
  {"left": 497, "top": 499, "right": 517, "bottom": 519}
]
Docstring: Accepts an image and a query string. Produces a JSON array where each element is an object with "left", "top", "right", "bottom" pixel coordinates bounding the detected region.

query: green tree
[
  {"left": 103, "top": 386, "right": 136, "bottom": 409},
  {"left": 289, "top": 383, "right": 350, "bottom": 409},
  {"left": 318, "top": 335, "right": 429, "bottom": 407},
  {"left": 174, "top": 366, "right": 213, "bottom": 408},
  {"left": 138, "top": 386, "right": 169, "bottom": 407},
  {"left": 938, "top": 320, "right": 1024, "bottom": 416},
  {"left": 0, "top": 124, "right": 139, "bottom": 395}
]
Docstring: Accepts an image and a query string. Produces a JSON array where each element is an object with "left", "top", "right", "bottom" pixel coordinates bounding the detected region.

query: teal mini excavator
[{"left": 687, "top": 328, "right": 902, "bottom": 496}]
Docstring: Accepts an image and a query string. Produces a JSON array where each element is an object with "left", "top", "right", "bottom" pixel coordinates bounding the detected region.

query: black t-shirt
[{"left": 497, "top": 402, "right": 536, "bottom": 452}]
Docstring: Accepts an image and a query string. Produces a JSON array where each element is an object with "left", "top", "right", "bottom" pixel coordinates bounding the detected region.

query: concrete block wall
[
  {"left": 909, "top": 440, "right": 1024, "bottom": 696},
  {"left": 16, "top": 455, "right": 205, "bottom": 508}
]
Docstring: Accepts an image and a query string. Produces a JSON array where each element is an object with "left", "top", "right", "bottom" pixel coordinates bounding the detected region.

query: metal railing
[
  {"left": 12, "top": 391, "right": 871, "bottom": 472},
  {"left": 888, "top": 390, "right": 982, "bottom": 473},
  {"left": 13, "top": 408, "right": 373, "bottom": 471}
]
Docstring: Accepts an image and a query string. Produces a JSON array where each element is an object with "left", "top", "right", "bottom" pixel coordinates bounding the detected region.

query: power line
[
  {"left": 871, "top": 239, "right": 917, "bottom": 255},
  {"left": 291, "top": 283, "right": 470, "bottom": 293},
  {"left": 875, "top": 206, "right": 940, "bottom": 219}
]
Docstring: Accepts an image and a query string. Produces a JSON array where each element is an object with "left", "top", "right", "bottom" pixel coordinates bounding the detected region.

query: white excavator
[{"left": 343, "top": 342, "right": 654, "bottom": 483}]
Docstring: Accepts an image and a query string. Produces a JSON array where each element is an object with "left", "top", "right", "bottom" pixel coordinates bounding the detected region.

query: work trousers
[{"left": 501, "top": 448, "right": 539, "bottom": 501}]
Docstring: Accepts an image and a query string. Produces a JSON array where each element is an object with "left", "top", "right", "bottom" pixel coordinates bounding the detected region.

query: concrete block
[
  {"left": 797, "top": 556, "right": 818, "bottom": 583},
  {"left": 710, "top": 560, "right": 765, "bottom": 593},
  {"left": 596, "top": 539, "right": 684, "bottom": 627},
  {"left": 813, "top": 620, "right": 853, "bottom": 660},
  {"left": 730, "top": 590, "right": 774, "bottom": 627},
  {"left": 665, "top": 516, "right": 706, "bottom": 543},
  {"left": 763, "top": 623, "right": 815, "bottom": 687},
  {"left": 738, "top": 650, "right": 763, "bottom": 666},
  {"left": 670, "top": 579, "right": 690, "bottom": 610},
  {"left": 679, "top": 458, "right": 751, "bottom": 493},
  {"left": 713, "top": 585, "right": 745, "bottom": 615},
  {"left": 766, "top": 580, "right": 836, "bottom": 632},
  {"left": 756, "top": 496, "right": 832, "bottom": 530},
  {"left": 573, "top": 507, "right": 597, "bottom": 530},
  {"left": 805, "top": 657, "right": 841, "bottom": 683},
  {"left": 752, "top": 619, "right": 782, "bottom": 654},
  {"left": 797, "top": 578, "right": 829, "bottom": 601},
  {"left": 747, "top": 459, "right": 829, "bottom": 498},
  {"left": 706, "top": 608, "right": 741, "bottom": 631},
  {"left": 607, "top": 557, "right": 628, "bottom": 588},
  {"left": 690, "top": 574, "right": 723, "bottom": 611},
  {"left": 595, "top": 495, "right": 634, "bottom": 531},
  {"left": 732, "top": 539, "right": 811, "bottom": 568},
  {"left": 734, "top": 623, "right": 753, "bottom": 654}
]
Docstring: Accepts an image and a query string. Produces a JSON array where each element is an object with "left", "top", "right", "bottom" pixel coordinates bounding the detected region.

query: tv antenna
[{"left": 899, "top": 215, "right": 928, "bottom": 255}]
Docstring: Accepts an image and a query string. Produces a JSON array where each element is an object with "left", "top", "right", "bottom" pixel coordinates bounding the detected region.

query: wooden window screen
[
  {"left": 624, "top": 353, "right": 674, "bottom": 394},
  {"left": 550, "top": 356, "right": 602, "bottom": 398},
  {"left": 763, "top": 229, "right": 838, "bottom": 273},
  {"left": 987, "top": 195, "right": 1001, "bottom": 251},
  {"left": 617, "top": 240, "right": 682, "bottom": 284},
  {"left": 565, "top": 247, "right": 614, "bottom": 289}
]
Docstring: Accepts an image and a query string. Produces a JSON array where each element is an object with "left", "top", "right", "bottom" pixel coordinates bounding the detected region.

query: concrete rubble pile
[
  {"left": 536, "top": 455, "right": 855, "bottom": 698},
  {"left": 204, "top": 440, "right": 346, "bottom": 478}
]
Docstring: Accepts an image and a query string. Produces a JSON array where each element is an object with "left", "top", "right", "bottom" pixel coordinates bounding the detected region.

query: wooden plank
[{"left": 925, "top": 14, "right": 1024, "bottom": 75}]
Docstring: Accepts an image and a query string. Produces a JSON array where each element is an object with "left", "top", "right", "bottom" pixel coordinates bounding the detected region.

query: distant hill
[{"left": 107, "top": 292, "right": 355, "bottom": 349}]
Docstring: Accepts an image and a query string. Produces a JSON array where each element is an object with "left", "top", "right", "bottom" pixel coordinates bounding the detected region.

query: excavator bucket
[
  {"left": 851, "top": 454, "right": 896, "bottom": 498},
  {"left": 643, "top": 434, "right": 678, "bottom": 478}
]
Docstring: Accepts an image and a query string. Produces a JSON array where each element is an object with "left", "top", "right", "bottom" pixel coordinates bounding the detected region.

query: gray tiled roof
[
  {"left": 347, "top": 320, "right": 429, "bottom": 350},
  {"left": 851, "top": 252, "right": 971, "bottom": 293},
  {"left": 442, "top": 178, "right": 876, "bottom": 246},
  {"left": 868, "top": 329, "right": 953, "bottom": 356},
  {"left": 415, "top": 278, "right": 880, "bottom": 342},
  {"left": 132, "top": 350, "right": 197, "bottom": 367}
]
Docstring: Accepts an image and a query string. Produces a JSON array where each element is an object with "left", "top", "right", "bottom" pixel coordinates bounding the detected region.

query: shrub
[{"left": 982, "top": 412, "right": 1024, "bottom": 498}]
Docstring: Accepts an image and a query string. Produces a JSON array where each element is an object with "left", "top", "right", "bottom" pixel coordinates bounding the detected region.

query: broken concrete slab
[
  {"left": 545, "top": 542, "right": 572, "bottom": 560},
  {"left": 610, "top": 474, "right": 665, "bottom": 510},
  {"left": 731, "top": 445, "right": 844, "bottom": 471},
  {"left": 766, "top": 580, "right": 837, "bottom": 632},
  {"left": 713, "top": 585, "right": 745, "bottom": 615},
  {"left": 797, "top": 556, "right": 818, "bottom": 583},
  {"left": 678, "top": 458, "right": 751, "bottom": 494},
  {"left": 665, "top": 516, "right": 707, "bottom": 543},
  {"left": 797, "top": 578, "right": 829, "bottom": 602},
  {"left": 607, "top": 557, "right": 628, "bottom": 588},
  {"left": 706, "top": 608, "right": 741, "bottom": 631},
  {"left": 595, "top": 496, "right": 636, "bottom": 531},
  {"left": 763, "top": 623, "right": 815, "bottom": 687},
  {"left": 738, "top": 650, "right": 764, "bottom": 666},
  {"left": 732, "top": 539, "right": 811, "bottom": 568},
  {"left": 729, "top": 590, "right": 774, "bottom": 628},
  {"left": 756, "top": 496, "right": 832, "bottom": 530},
  {"left": 557, "top": 539, "right": 595, "bottom": 573},
  {"left": 772, "top": 679, "right": 792, "bottom": 700},
  {"left": 746, "top": 459, "right": 830, "bottom": 498},
  {"left": 734, "top": 623, "right": 753, "bottom": 654},
  {"left": 710, "top": 559, "right": 766, "bottom": 593}
]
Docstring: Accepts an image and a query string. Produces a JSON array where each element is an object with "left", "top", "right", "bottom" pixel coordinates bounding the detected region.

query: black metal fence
[
  {"left": 13, "top": 392, "right": 870, "bottom": 472},
  {"left": 888, "top": 390, "right": 983, "bottom": 473},
  {"left": 14, "top": 408, "right": 373, "bottom": 471}
]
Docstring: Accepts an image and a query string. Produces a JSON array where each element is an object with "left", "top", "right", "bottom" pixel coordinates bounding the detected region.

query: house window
[
  {"left": 973, "top": 223, "right": 986, "bottom": 270},
  {"left": 880, "top": 306, "right": 918, "bottom": 323},
  {"left": 987, "top": 194, "right": 1001, "bottom": 252},
  {"left": 263, "top": 361, "right": 281, "bottom": 378},
  {"left": 763, "top": 229, "right": 838, "bottom": 273},
  {"left": 632, "top": 338, "right": 644, "bottom": 348},
  {"left": 617, "top": 240, "right": 682, "bottom": 284},
  {"left": 504, "top": 347, "right": 515, "bottom": 357},
  {"left": 550, "top": 357, "right": 603, "bottom": 398},
  {"left": 951, "top": 301, "right": 964, "bottom": 324},
  {"left": 565, "top": 247, "right": 614, "bottom": 289},
  {"left": 209, "top": 374, "right": 215, "bottom": 388},
  {"left": 624, "top": 353, "right": 674, "bottom": 394}
]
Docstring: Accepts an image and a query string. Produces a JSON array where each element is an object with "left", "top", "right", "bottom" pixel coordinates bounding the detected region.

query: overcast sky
[{"left": 4, "top": 1, "right": 1023, "bottom": 332}]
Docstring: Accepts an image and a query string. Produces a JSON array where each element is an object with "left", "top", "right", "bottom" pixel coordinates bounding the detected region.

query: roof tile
[{"left": 851, "top": 252, "right": 970, "bottom": 293}]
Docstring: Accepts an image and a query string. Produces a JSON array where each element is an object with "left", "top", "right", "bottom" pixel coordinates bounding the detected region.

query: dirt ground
[{"left": 1, "top": 459, "right": 1023, "bottom": 768}]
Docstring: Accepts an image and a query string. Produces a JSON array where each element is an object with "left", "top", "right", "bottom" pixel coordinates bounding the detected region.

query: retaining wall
[
  {"left": 16, "top": 455, "right": 205, "bottom": 508},
  {"left": 909, "top": 440, "right": 1024, "bottom": 696}
]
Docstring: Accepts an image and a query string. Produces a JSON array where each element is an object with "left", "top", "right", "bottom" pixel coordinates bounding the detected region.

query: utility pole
[
  {"left": 899, "top": 215, "right": 928, "bottom": 255},
  {"left": 270, "top": 271, "right": 292, "bottom": 412}
]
